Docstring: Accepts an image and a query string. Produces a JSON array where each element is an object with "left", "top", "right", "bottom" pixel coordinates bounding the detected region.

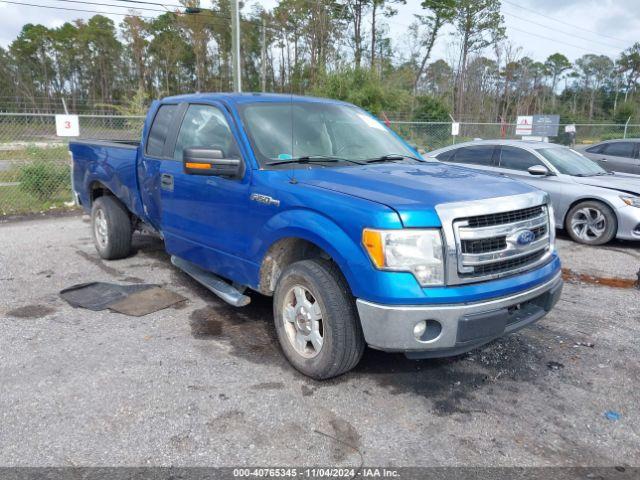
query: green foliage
[
  {"left": 18, "top": 161, "right": 69, "bottom": 201},
  {"left": 411, "top": 95, "right": 450, "bottom": 121},
  {"left": 614, "top": 102, "right": 637, "bottom": 124},
  {"left": 311, "top": 68, "right": 409, "bottom": 114}
]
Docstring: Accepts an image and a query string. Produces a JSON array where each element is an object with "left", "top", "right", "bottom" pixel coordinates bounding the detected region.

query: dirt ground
[{"left": 0, "top": 213, "right": 638, "bottom": 468}]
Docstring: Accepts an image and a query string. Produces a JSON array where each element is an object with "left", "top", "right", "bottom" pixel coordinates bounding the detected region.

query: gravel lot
[{"left": 0, "top": 213, "right": 639, "bottom": 467}]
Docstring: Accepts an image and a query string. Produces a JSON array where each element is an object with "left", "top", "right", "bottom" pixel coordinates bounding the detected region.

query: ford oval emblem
[{"left": 516, "top": 230, "right": 536, "bottom": 246}]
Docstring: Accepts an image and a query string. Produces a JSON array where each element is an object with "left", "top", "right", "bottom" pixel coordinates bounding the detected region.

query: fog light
[
  {"left": 413, "top": 319, "right": 442, "bottom": 342},
  {"left": 413, "top": 321, "right": 427, "bottom": 339}
]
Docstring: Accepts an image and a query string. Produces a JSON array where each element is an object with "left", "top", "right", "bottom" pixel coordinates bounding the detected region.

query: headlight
[
  {"left": 620, "top": 195, "right": 640, "bottom": 208},
  {"left": 362, "top": 228, "right": 444, "bottom": 286},
  {"left": 547, "top": 203, "right": 556, "bottom": 250}
]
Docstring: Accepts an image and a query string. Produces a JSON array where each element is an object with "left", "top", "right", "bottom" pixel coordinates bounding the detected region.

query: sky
[{"left": 0, "top": 0, "right": 638, "bottom": 63}]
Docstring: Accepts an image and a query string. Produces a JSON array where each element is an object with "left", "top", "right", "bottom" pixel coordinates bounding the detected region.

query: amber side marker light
[
  {"left": 186, "top": 162, "right": 212, "bottom": 170},
  {"left": 362, "top": 229, "right": 385, "bottom": 268}
]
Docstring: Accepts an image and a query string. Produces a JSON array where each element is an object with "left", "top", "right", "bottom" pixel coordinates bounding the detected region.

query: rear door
[
  {"left": 437, "top": 145, "right": 497, "bottom": 172},
  {"left": 138, "top": 102, "right": 183, "bottom": 230},
  {"left": 158, "top": 102, "right": 254, "bottom": 284},
  {"left": 595, "top": 141, "right": 639, "bottom": 174}
]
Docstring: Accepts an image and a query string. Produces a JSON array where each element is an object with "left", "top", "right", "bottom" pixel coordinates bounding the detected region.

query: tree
[
  {"left": 411, "top": 0, "right": 455, "bottom": 96},
  {"left": 544, "top": 53, "right": 572, "bottom": 108},
  {"left": 453, "top": 0, "right": 505, "bottom": 116},
  {"left": 344, "top": 0, "right": 369, "bottom": 69},
  {"left": 121, "top": 15, "right": 150, "bottom": 93},
  {"left": 618, "top": 42, "right": 640, "bottom": 102},
  {"left": 369, "top": 0, "right": 404, "bottom": 70},
  {"left": 576, "top": 54, "right": 613, "bottom": 119}
]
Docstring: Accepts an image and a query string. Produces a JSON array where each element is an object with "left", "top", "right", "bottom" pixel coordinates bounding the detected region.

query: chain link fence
[
  {"left": 0, "top": 112, "right": 638, "bottom": 216},
  {"left": 0, "top": 114, "right": 144, "bottom": 216},
  {"left": 390, "top": 121, "right": 640, "bottom": 152}
]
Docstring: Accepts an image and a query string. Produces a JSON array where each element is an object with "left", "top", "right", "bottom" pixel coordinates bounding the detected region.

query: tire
[
  {"left": 273, "top": 259, "right": 365, "bottom": 380},
  {"left": 91, "top": 196, "right": 132, "bottom": 259},
  {"left": 565, "top": 200, "right": 617, "bottom": 245}
]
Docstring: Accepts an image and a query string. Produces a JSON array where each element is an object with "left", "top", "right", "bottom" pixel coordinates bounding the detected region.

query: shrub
[{"left": 18, "top": 161, "right": 69, "bottom": 201}]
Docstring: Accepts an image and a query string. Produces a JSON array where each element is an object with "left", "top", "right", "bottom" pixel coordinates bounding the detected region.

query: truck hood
[
  {"left": 294, "top": 162, "right": 536, "bottom": 227},
  {"left": 572, "top": 174, "right": 640, "bottom": 195}
]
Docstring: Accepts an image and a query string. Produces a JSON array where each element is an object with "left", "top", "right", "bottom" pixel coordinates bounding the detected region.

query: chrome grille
[
  {"left": 466, "top": 250, "right": 547, "bottom": 276},
  {"left": 454, "top": 205, "right": 551, "bottom": 281},
  {"left": 466, "top": 205, "right": 544, "bottom": 228},
  {"left": 435, "top": 192, "right": 554, "bottom": 286},
  {"left": 460, "top": 224, "right": 547, "bottom": 254}
]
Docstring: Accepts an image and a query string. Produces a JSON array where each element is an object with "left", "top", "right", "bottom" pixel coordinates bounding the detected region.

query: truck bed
[{"left": 69, "top": 139, "right": 145, "bottom": 220}]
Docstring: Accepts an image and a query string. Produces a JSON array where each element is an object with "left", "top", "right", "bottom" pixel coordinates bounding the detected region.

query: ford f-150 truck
[{"left": 69, "top": 93, "right": 562, "bottom": 379}]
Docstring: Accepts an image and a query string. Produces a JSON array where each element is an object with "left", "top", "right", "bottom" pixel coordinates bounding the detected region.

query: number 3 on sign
[{"left": 55, "top": 114, "right": 80, "bottom": 137}]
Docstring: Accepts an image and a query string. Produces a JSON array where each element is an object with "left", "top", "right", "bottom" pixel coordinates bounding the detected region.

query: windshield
[
  {"left": 238, "top": 101, "right": 417, "bottom": 166},
  {"left": 537, "top": 147, "right": 607, "bottom": 176}
]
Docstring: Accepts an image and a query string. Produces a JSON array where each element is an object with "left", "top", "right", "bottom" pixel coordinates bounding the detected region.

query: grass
[
  {"left": 0, "top": 184, "right": 74, "bottom": 216},
  {"left": 0, "top": 144, "right": 72, "bottom": 216}
]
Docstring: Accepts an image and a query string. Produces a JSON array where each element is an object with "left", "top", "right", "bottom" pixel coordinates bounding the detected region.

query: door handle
[
  {"left": 161, "top": 173, "right": 174, "bottom": 191},
  {"left": 599, "top": 158, "right": 607, "bottom": 162}
]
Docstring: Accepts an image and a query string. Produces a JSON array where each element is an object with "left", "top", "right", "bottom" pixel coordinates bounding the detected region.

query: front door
[{"left": 159, "top": 102, "right": 254, "bottom": 284}]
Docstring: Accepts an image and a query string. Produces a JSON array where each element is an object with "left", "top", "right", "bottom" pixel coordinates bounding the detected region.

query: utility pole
[
  {"left": 230, "top": 0, "right": 242, "bottom": 92},
  {"left": 260, "top": 15, "right": 266, "bottom": 92}
]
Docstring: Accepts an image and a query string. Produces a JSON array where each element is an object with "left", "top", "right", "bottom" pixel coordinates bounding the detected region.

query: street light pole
[{"left": 230, "top": 0, "right": 242, "bottom": 92}]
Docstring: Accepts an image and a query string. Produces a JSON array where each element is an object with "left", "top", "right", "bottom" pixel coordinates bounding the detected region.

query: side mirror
[
  {"left": 528, "top": 165, "right": 552, "bottom": 176},
  {"left": 183, "top": 147, "right": 242, "bottom": 177}
]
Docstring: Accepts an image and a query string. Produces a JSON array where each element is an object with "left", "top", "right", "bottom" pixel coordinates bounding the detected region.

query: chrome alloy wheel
[
  {"left": 94, "top": 208, "right": 109, "bottom": 249},
  {"left": 570, "top": 207, "right": 606, "bottom": 242},
  {"left": 282, "top": 285, "right": 324, "bottom": 358}
]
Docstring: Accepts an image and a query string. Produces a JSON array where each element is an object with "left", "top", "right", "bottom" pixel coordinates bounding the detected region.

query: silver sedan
[{"left": 426, "top": 140, "right": 640, "bottom": 245}]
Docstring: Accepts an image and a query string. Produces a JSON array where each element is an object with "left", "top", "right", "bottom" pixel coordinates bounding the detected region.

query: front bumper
[
  {"left": 615, "top": 205, "right": 640, "bottom": 240},
  {"left": 356, "top": 271, "right": 563, "bottom": 358}
]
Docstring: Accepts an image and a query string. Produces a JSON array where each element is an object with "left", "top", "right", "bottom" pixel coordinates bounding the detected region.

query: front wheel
[
  {"left": 273, "top": 259, "right": 365, "bottom": 380},
  {"left": 565, "top": 200, "right": 617, "bottom": 245}
]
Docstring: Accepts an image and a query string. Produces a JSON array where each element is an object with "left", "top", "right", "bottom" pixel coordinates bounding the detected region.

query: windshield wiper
[
  {"left": 267, "top": 155, "right": 344, "bottom": 166},
  {"left": 363, "top": 153, "right": 423, "bottom": 164}
]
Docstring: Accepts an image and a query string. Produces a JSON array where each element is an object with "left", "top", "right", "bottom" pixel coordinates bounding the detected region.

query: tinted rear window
[
  {"left": 602, "top": 142, "right": 635, "bottom": 158},
  {"left": 146, "top": 104, "right": 178, "bottom": 157},
  {"left": 436, "top": 149, "right": 455, "bottom": 161},
  {"left": 585, "top": 144, "right": 603, "bottom": 154},
  {"left": 452, "top": 146, "right": 495, "bottom": 166}
]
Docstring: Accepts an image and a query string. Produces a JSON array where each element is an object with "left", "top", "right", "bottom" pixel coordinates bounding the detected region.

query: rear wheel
[
  {"left": 273, "top": 259, "right": 364, "bottom": 380},
  {"left": 91, "top": 196, "right": 132, "bottom": 259},
  {"left": 565, "top": 200, "right": 617, "bottom": 245}
]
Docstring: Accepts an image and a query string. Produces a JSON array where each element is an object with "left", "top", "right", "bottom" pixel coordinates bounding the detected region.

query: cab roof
[{"left": 160, "top": 92, "right": 351, "bottom": 107}]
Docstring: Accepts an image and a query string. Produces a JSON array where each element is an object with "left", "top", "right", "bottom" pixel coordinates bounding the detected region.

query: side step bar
[{"left": 170, "top": 256, "right": 251, "bottom": 307}]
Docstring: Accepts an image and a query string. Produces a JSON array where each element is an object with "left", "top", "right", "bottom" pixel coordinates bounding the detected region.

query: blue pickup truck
[{"left": 69, "top": 93, "right": 562, "bottom": 379}]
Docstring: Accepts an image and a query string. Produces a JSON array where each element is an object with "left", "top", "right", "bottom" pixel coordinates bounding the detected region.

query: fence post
[{"left": 623, "top": 116, "right": 631, "bottom": 139}]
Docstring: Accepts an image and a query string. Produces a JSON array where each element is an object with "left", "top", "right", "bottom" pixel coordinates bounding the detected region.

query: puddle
[
  {"left": 350, "top": 334, "right": 547, "bottom": 416},
  {"left": 562, "top": 268, "right": 638, "bottom": 289},
  {"left": 7, "top": 304, "right": 56, "bottom": 319},
  {"left": 188, "top": 296, "right": 284, "bottom": 366}
]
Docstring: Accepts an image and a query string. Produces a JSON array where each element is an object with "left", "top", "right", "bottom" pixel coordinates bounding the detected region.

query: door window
[
  {"left": 146, "top": 104, "right": 178, "bottom": 157},
  {"left": 450, "top": 146, "right": 495, "bottom": 166},
  {"left": 602, "top": 142, "right": 635, "bottom": 158},
  {"left": 435, "top": 149, "right": 457, "bottom": 161},
  {"left": 585, "top": 144, "right": 604, "bottom": 154},
  {"left": 174, "top": 104, "right": 241, "bottom": 161},
  {"left": 498, "top": 146, "right": 543, "bottom": 171}
]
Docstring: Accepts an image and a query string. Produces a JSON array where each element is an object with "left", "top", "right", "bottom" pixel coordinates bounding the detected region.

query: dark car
[{"left": 579, "top": 139, "right": 640, "bottom": 174}]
